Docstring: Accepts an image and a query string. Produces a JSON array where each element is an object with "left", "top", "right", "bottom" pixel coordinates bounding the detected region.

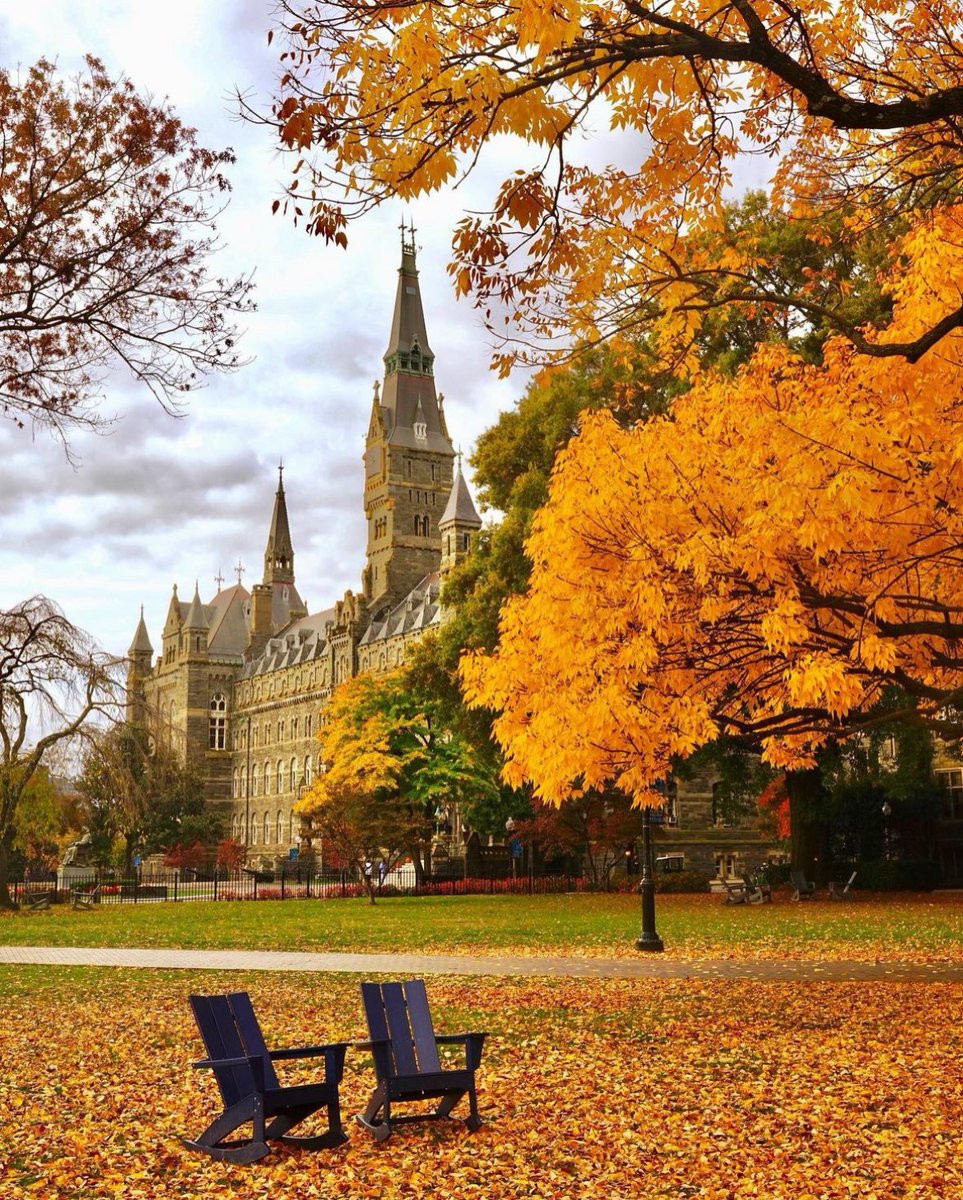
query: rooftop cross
[
  {"left": 234, "top": 559, "right": 245, "bottom": 585},
  {"left": 214, "top": 568, "right": 225, "bottom": 590}
]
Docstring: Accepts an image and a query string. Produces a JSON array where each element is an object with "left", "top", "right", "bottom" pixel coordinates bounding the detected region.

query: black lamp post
[
  {"left": 506, "top": 817, "right": 517, "bottom": 879},
  {"left": 636, "top": 806, "right": 664, "bottom": 952}
]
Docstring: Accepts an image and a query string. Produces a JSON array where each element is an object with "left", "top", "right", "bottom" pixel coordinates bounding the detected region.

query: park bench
[
  {"left": 72, "top": 885, "right": 100, "bottom": 910},
  {"left": 356, "top": 978, "right": 487, "bottom": 1141},
  {"left": 790, "top": 870, "right": 817, "bottom": 901},
  {"left": 22, "top": 890, "right": 53, "bottom": 912},
  {"left": 185, "top": 991, "right": 349, "bottom": 1163},
  {"left": 723, "top": 880, "right": 749, "bottom": 904},
  {"left": 828, "top": 871, "right": 857, "bottom": 900}
]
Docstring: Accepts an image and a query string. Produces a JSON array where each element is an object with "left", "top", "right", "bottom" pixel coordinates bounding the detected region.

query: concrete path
[{"left": 1, "top": 944, "right": 962, "bottom": 982}]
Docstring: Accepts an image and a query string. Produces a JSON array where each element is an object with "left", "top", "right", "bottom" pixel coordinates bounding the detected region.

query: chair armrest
[
  {"left": 268, "top": 1041, "right": 351, "bottom": 1060},
  {"left": 192, "top": 1051, "right": 265, "bottom": 1093},
  {"left": 355, "top": 1037, "right": 393, "bottom": 1079},
  {"left": 269, "top": 1042, "right": 350, "bottom": 1082},
  {"left": 192, "top": 1055, "right": 254, "bottom": 1070},
  {"left": 436, "top": 1031, "right": 487, "bottom": 1070}
]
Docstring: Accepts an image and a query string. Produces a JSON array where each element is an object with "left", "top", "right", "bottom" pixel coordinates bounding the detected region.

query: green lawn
[{"left": 4, "top": 891, "right": 963, "bottom": 960}]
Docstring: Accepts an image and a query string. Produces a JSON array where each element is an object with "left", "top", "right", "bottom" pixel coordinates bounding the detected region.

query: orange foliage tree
[
  {"left": 1, "top": 57, "right": 253, "bottom": 444},
  {"left": 267, "top": 1, "right": 963, "bottom": 369},
  {"left": 460, "top": 223, "right": 963, "bottom": 861}
]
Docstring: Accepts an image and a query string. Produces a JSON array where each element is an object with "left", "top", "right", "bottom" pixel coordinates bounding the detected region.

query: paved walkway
[{"left": 1, "top": 944, "right": 961, "bottom": 982}]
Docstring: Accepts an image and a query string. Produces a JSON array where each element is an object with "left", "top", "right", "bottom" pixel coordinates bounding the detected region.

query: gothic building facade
[{"left": 126, "top": 233, "right": 482, "bottom": 862}]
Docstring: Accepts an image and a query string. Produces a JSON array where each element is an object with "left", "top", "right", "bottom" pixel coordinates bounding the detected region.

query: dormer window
[{"left": 414, "top": 419, "right": 427, "bottom": 440}]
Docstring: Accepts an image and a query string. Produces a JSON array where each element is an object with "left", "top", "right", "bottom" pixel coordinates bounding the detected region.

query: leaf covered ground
[{"left": 1, "top": 967, "right": 961, "bottom": 1200}]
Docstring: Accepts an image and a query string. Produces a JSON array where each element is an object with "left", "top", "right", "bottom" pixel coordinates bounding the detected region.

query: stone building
[{"left": 126, "top": 231, "right": 482, "bottom": 863}]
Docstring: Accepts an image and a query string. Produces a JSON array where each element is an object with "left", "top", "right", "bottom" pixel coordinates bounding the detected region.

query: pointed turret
[
  {"left": 128, "top": 606, "right": 153, "bottom": 658},
  {"left": 126, "top": 606, "right": 153, "bottom": 725},
  {"left": 248, "top": 468, "right": 308, "bottom": 651},
  {"left": 264, "top": 464, "right": 295, "bottom": 585},
  {"left": 184, "top": 582, "right": 207, "bottom": 630},
  {"left": 439, "top": 462, "right": 482, "bottom": 578}
]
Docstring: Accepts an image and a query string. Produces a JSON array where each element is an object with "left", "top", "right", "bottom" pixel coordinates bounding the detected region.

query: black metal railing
[{"left": 11, "top": 868, "right": 591, "bottom": 906}]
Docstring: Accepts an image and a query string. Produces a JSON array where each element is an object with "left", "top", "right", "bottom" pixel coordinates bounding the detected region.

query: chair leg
[
  {"left": 183, "top": 1095, "right": 271, "bottom": 1164},
  {"left": 464, "top": 1082, "right": 483, "bottom": 1133},
  {"left": 434, "top": 1089, "right": 466, "bottom": 1120},
  {"left": 268, "top": 1104, "right": 349, "bottom": 1150},
  {"left": 355, "top": 1084, "right": 392, "bottom": 1141}
]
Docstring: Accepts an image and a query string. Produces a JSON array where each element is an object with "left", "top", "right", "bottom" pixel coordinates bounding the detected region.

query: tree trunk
[
  {"left": 411, "top": 847, "right": 428, "bottom": 885},
  {"left": 0, "top": 828, "right": 16, "bottom": 909},
  {"left": 785, "top": 766, "right": 830, "bottom": 882}
]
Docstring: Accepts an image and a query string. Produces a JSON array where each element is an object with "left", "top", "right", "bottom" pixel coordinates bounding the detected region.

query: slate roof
[
  {"left": 241, "top": 607, "right": 337, "bottom": 678},
  {"left": 359, "top": 572, "right": 442, "bottom": 646}
]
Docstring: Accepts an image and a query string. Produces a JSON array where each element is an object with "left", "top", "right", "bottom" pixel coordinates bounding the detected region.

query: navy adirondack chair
[
  {"left": 356, "top": 979, "right": 487, "bottom": 1141},
  {"left": 185, "top": 992, "right": 349, "bottom": 1163}
]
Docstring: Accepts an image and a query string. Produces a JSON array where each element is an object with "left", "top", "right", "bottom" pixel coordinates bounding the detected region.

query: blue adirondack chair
[
  {"left": 356, "top": 979, "right": 487, "bottom": 1141},
  {"left": 185, "top": 991, "right": 349, "bottom": 1163}
]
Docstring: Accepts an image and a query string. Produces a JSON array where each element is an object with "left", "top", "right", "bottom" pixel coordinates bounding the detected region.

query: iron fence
[{"left": 11, "top": 868, "right": 591, "bottom": 907}]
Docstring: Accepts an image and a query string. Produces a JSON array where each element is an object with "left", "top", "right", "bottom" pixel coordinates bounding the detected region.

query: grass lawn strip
[{"left": 3, "top": 893, "right": 963, "bottom": 963}]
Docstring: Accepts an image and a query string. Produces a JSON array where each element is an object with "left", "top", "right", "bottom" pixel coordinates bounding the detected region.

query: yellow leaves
[
  {"left": 4, "top": 967, "right": 963, "bottom": 1199},
  {"left": 465, "top": 246, "right": 963, "bottom": 799}
]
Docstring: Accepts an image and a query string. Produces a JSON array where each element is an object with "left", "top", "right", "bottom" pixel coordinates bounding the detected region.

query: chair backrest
[
  {"left": 361, "top": 980, "right": 441, "bottom": 1081},
  {"left": 790, "top": 869, "right": 811, "bottom": 889},
  {"left": 189, "top": 992, "right": 280, "bottom": 1106}
]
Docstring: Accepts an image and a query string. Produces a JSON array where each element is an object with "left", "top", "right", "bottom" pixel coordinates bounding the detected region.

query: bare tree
[{"left": 0, "top": 596, "right": 118, "bottom": 906}]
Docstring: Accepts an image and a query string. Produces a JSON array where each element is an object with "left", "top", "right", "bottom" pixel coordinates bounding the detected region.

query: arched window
[
  {"left": 263, "top": 812, "right": 271, "bottom": 844},
  {"left": 290, "top": 812, "right": 298, "bottom": 843},
  {"left": 264, "top": 761, "right": 272, "bottom": 795},
  {"left": 277, "top": 810, "right": 284, "bottom": 845},
  {"left": 252, "top": 765, "right": 260, "bottom": 797},
  {"left": 250, "top": 813, "right": 259, "bottom": 844},
  {"left": 290, "top": 757, "right": 298, "bottom": 791},
  {"left": 304, "top": 755, "right": 313, "bottom": 786},
  {"left": 232, "top": 769, "right": 239, "bottom": 799},
  {"left": 209, "top": 692, "right": 227, "bottom": 749},
  {"left": 277, "top": 760, "right": 284, "bottom": 794},
  {"left": 240, "top": 766, "right": 247, "bottom": 797}
]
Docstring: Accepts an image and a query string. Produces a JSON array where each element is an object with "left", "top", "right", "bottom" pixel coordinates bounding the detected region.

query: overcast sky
[{"left": 1, "top": 1, "right": 535, "bottom": 658}]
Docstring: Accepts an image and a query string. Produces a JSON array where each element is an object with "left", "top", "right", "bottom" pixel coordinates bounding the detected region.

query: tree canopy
[
  {"left": 268, "top": 1, "right": 963, "bottom": 367},
  {"left": 299, "top": 669, "right": 500, "bottom": 882},
  {"left": 461, "top": 232, "right": 963, "bottom": 805},
  {"left": 1, "top": 56, "right": 253, "bottom": 443},
  {"left": 75, "top": 724, "right": 219, "bottom": 875}
]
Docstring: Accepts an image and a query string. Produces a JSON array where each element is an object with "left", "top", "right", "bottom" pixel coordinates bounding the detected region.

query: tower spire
[{"left": 263, "top": 462, "right": 295, "bottom": 585}]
